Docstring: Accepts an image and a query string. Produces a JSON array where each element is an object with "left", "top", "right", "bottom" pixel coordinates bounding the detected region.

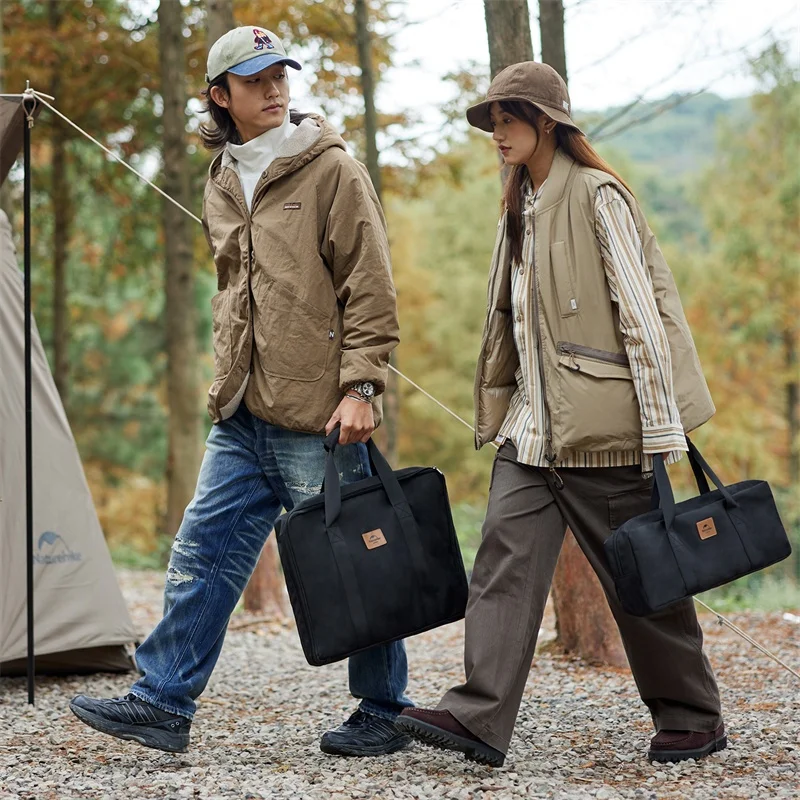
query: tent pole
[{"left": 23, "top": 95, "right": 34, "bottom": 705}]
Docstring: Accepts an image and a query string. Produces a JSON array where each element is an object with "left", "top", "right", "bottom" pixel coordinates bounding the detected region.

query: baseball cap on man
[
  {"left": 206, "top": 26, "right": 301, "bottom": 83},
  {"left": 466, "top": 61, "right": 582, "bottom": 134}
]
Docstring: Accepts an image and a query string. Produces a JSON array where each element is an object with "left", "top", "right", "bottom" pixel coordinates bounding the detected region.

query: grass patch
[
  {"left": 452, "top": 501, "right": 487, "bottom": 570},
  {"left": 698, "top": 575, "right": 800, "bottom": 613}
]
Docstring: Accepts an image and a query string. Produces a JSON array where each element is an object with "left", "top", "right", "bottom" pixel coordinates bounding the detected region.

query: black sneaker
[
  {"left": 320, "top": 709, "right": 411, "bottom": 757},
  {"left": 69, "top": 693, "right": 191, "bottom": 753}
]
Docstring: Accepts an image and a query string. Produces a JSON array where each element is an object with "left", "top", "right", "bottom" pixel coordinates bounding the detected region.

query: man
[{"left": 70, "top": 25, "right": 412, "bottom": 757}]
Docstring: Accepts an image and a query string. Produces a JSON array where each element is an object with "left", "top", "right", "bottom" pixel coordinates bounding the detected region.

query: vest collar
[{"left": 536, "top": 148, "right": 579, "bottom": 215}]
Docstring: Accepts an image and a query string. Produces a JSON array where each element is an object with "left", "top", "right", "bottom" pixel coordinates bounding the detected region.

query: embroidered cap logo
[{"left": 253, "top": 29, "right": 274, "bottom": 51}]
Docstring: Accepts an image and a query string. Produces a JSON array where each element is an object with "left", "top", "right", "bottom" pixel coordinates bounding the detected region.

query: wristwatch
[{"left": 349, "top": 381, "right": 376, "bottom": 401}]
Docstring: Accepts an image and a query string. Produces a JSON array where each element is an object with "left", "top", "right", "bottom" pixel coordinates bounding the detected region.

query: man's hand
[{"left": 325, "top": 395, "right": 375, "bottom": 445}]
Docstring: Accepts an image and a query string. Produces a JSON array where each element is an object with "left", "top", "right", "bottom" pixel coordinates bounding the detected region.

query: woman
[
  {"left": 396, "top": 62, "right": 725, "bottom": 767},
  {"left": 70, "top": 25, "right": 413, "bottom": 757}
]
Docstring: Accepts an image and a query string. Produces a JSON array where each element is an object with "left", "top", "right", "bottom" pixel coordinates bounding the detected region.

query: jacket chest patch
[{"left": 284, "top": 202, "right": 302, "bottom": 211}]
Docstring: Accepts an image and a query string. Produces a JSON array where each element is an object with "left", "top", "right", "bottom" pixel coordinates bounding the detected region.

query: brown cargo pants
[{"left": 439, "top": 442, "right": 722, "bottom": 754}]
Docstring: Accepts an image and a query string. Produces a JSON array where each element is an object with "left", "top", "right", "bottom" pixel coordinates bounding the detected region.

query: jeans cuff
[
  {"left": 358, "top": 699, "right": 413, "bottom": 721},
  {"left": 129, "top": 687, "right": 194, "bottom": 721}
]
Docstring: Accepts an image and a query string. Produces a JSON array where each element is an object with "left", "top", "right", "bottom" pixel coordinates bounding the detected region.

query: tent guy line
[{"left": 24, "top": 87, "right": 800, "bottom": 684}]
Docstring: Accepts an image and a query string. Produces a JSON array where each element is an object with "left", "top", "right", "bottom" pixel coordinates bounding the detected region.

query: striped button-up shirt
[{"left": 497, "top": 182, "right": 687, "bottom": 472}]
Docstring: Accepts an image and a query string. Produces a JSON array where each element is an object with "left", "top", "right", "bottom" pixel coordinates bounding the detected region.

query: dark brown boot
[
  {"left": 649, "top": 723, "right": 727, "bottom": 762},
  {"left": 396, "top": 708, "right": 505, "bottom": 767}
]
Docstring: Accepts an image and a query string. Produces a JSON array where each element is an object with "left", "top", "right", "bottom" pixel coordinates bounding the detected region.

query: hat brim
[
  {"left": 226, "top": 53, "right": 302, "bottom": 77},
  {"left": 466, "top": 97, "right": 582, "bottom": 135}
]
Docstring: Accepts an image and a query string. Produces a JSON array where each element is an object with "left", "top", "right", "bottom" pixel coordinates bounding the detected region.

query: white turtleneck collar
[{"left": 227, "top": 113, "right": 298, "bottom": 211}]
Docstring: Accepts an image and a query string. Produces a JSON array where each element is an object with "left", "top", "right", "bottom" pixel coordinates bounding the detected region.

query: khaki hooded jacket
[{"left": 202, "top": 114, "right": 399, "bottom": 432}]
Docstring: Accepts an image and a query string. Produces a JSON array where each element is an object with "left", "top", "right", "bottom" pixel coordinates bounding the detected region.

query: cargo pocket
[
  {"left": 550, "top": 241, "right": 578, "bottom": 317},
  {"left": 608, "top": 484, "right": 653, "bottom": 531}
]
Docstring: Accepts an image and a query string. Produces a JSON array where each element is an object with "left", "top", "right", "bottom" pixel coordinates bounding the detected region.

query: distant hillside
[
  {"left": 578, "top": 92, "right": 750, "bottom": 174},
  {"left": 575, "top": 93, "right": 751, "bottom": 243}
]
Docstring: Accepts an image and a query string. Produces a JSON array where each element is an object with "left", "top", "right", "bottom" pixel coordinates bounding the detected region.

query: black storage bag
[
  {"left": 274, "top": 428, "right": 468, "bottom": 666},
  {"left": 605, "top": 438, "right": 791, "bottom": 617}
]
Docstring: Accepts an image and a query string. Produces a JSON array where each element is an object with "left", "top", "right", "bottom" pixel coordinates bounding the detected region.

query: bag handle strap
[
  {"left": 653, "top": 436, "right": 737, "bottom": 529},
  {"left": 651, "top": 439, "right": 711, "bottom": 508}
]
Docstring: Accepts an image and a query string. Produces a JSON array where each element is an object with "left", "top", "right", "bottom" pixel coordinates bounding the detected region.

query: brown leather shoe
[
  {"left": 649, "top": 723, "right": 727, "bottom": 762},
  {"left": 395, "top": 708, "right": 505, "bottom": 767}
]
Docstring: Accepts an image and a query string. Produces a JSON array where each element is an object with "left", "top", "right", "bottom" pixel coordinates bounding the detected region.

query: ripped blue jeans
[{"left": 131, "top": 404, "right": 412, "bottom": 720}]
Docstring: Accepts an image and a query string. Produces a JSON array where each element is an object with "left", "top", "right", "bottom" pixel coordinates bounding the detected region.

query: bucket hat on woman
[{"left": 466, "top": 61, "right": 583, "bottom": 133}]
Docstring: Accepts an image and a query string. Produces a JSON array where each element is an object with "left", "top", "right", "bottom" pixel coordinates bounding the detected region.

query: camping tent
[{"left": 0, "top": 208, "right": 137, "bottom": 675}]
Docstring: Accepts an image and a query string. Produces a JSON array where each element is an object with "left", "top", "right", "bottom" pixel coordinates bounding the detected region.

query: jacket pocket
[
  {"left": 210, "top": 290, "right": 232, "bottom": 379},
  {"left": 255, "top": 280, "right": 334, "bottom": 383},
  {"left": 550, "top": 241, "right": 578, "bottom": 318}
]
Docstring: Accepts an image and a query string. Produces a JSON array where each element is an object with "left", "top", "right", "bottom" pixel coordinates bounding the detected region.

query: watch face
[{"left": 361, "top": 382, "right": 376, "bottom": 398}]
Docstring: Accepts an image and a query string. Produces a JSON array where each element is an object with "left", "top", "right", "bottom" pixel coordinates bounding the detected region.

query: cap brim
[
  {"left": 466, "top": 97, "right": 582, "bottom": 135},
  {"left": 227, "top": 53, "right": 302, "bottom": 76}
]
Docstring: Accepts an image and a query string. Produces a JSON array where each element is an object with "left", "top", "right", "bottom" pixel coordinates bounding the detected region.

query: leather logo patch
[
  {"left": 697, "top": 518, "right": 718, "bottom": 540},
  {"left": 362, "top": 529, "right": 387, "bottom": 550},
  {"left": 284, "top": 202, "right": 301, "bottom": 210}
]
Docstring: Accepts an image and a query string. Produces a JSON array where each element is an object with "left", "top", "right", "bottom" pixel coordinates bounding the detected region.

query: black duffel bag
[
  {"left": 605, "top": 438, "right": 791, "bottom": 617},
  {"left": 274, "top": 428, "right": 469, "bottom": 666}
]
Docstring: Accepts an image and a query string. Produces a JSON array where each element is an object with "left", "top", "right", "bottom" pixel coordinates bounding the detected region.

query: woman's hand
[{"left": 325, "top": 395, "right": 375, "bottom": 445}]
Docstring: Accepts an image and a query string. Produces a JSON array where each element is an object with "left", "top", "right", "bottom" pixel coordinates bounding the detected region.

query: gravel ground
[{"left": 1, "top": 568, "right": 798, "bottom": 800}]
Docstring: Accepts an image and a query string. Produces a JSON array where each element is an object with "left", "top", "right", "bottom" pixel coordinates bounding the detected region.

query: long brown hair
[{"left": 498, "top": 100, "right": 633, "bottom": 265}]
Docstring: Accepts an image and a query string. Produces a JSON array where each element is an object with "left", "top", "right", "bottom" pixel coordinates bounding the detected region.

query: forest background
[{"left": 1, "top": 0, "right": 798, "bottom": 615}]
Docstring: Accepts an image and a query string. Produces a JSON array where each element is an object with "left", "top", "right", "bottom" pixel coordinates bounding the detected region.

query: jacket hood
[{"left": 208, "top": 114, "right": 346, "bottom": 184}]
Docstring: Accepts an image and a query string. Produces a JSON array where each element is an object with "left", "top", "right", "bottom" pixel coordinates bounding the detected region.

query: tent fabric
[
  {"left": 0, "top": 209, "right": 137, "bottom": 674},
  {"left": 0, "top": 95, "right": 42, "bottom": 186}
]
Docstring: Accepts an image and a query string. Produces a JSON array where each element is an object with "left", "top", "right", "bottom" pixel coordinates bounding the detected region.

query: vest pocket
[
  {"left": 557, "top": 342, "right": 632, "bottom": 380},
  {"left": 550, "top": 241, "right": 578, "bottom": 317},
  {"left": 555, "top": 342, "right": 641, "bottom": 451}
]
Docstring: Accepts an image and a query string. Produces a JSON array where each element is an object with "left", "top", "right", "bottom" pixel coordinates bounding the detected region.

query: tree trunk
[
  {"left": 354, "top": 0, "right": 382, "bottom": 200},
  {"left": 484, "top": 0, "right": 534, "bottom": 78},
  {"left": 159, "top": 0, "right": 201, "bottom": 537},
  {"left": 206, "top": 0, "right": 235, "bottom": 49},
  {"left": 538, "top": 0, "right": 625, "bottom": 667},
  {"left": 354, "top": 0, "right": 398, "bottom": 463},
  {"left": 209, "top": 0, "right": 284, "bottom": 612},
  {"left": 243, "top": 537, "right": 287, "bottom": 615},
  {"left": 49, "top": 0, "right": 70, "bottom": 407},
  {"left": 786, "top": 330, "right": 799, "bottom": 487},
  {"left": 538, "top": 0, "right": 567, "bottom": 82},
  {"left": 551, "top": 533, "right": 627, "bottom": 667}
]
